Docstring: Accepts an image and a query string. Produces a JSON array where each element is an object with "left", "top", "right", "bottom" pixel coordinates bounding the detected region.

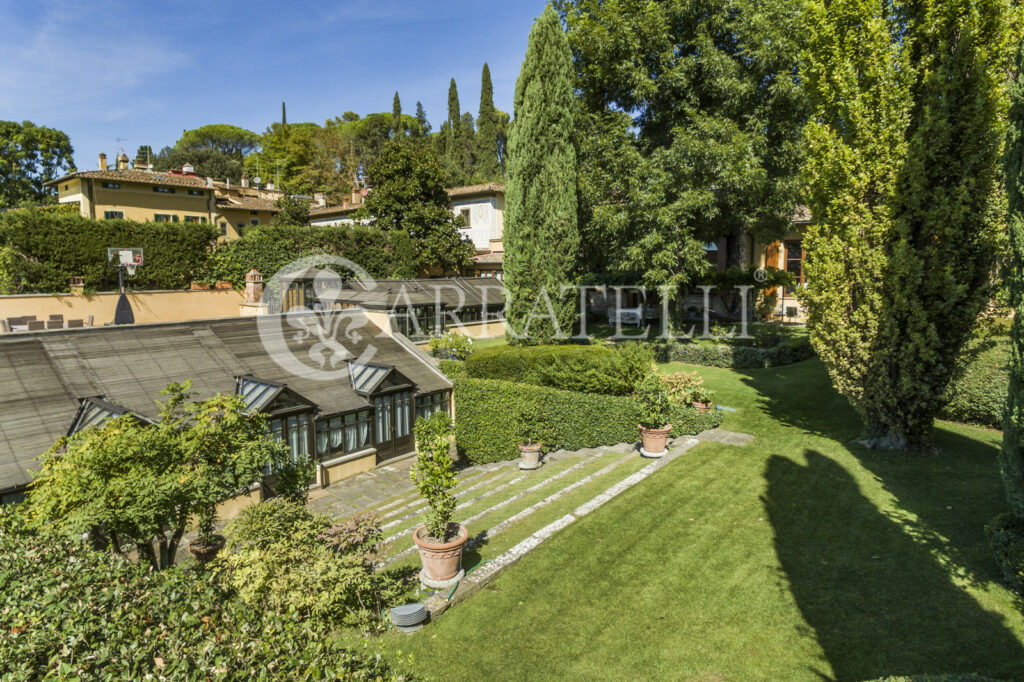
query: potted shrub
[
  {"left": 410, "top": 411, "right": 467, "bottom": 586},
  {"left": 691, "top": 386, "right": 714, "bottom": 412},
  {"left": 515, "top": 404, "right": 552, "bottom": 471},
  {"left": 636, "top": 375, "right": 672, "bottom": 456},
  {"left": 189, "top": 506, "right": 225, "bottom": 564}
]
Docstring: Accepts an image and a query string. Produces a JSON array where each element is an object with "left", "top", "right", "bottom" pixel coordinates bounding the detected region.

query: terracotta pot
[
  {"left": 518, "top": 442, "right": 543, "bottom": 470},
  {"left": 190, "top": 281, "right": 210, "bottom": 291},
  {"left": 413, "top": 524, "right": 468, "bottom": 582},
  {"left": 638, "top": 424, "right": 672, "bottom": 453},
  {"left": 188, "top": 534, "right": 225, "bottom": 563},
  {"left": 691, "top": 400, "right": 713, "bottom": 413}
]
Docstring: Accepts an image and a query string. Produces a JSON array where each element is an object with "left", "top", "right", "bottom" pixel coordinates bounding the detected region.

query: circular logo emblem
[{"left": 256, "top": 255, "right": 381, "bottom": 382}]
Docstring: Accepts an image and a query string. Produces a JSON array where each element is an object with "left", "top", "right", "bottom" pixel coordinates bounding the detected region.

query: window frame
[
  {"left": 103, "top": 210, "right": 124, "bottom": 220},
  {"left": 153, "top": 186, "right": 175, "bottom": 194}
]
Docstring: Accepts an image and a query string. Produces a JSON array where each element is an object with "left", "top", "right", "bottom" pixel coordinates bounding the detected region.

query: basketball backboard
[{"left": 107, "top": 248, "right": 144, "bottom": 268}]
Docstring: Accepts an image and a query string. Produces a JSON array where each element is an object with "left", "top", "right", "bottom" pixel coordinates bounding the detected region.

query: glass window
[
  {"left": 316, "top": 410, "right": 372, "bottom": 457},
  {"left": 101, "top": 182, "right": 119, "bottom": 189},
  {"left": 103, "top": 211, "right": 123, "bottom": 220},
  {"left": 268, "top": 414, "right": 310, "bottom": 466},
  {"left": 154, "top": 214, "right": 172, "bottom": 222},
  {"left": 219, "top": 222, "right": 228, "bottom": 236},
  {"left": 375, "top": 394, "right": 393, "bottom": 443},
  {"left": 184, "top": 215, "right": 203, "bottom": 223},
  {"left": 784, "top": 239, "right": 805, "bottom": 294},
  {"left": 416, "top": 391, "right": 450, "bottom": 420},
  {"left": 188, "top": 189, "right": 204, "bottom": 196},
  {"left": 395, "top": 391, "right": 411, "bottom": 438},
  {"left": 153, "top": 186, "right": 175, "bottom": 194},
  {"left": 250, "top": 218, "right": 259, "bottom": 225}
]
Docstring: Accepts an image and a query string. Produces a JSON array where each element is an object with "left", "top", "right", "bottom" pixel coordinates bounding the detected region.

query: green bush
[
  {"left": 653, "top": 337, "right": 815, "bottom": 369},
  {"left": 986, "top": 512, "right": 1024, "bottom": 597},
  {"left": 939, "top": 338, "right": 1008, "bottom": 428},
  {"left": 464, "top": 342, "right": 654, "bottom": 396},
  {"left": 453, "top": 376, "right": 721, "bottom": 464},
  {"left": 206, "top": 223, "right": 417, "bottom": 284},
  {"left": 437, "top": 358, "right": 467, "bottom": 377},
  {"left": 429, "top": 331, "right": 475, "bottom": 360},
  {"left": 0, "top": 506, "right": 412, "bottom": 680},
  {"left": 410, "top": 412, "right": 458, "bottom": 540},
  {"left": 0, "top": 209, "right": 217, "bottom": 293}
]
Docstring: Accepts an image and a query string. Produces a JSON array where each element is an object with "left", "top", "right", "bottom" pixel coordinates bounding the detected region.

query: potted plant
[
  {"left": 636, "top": 375, "right": 672, "bottom": 456},
  {"left": 410, "top": 411, "right": 468, "bottom": 587},
  {"left": 515, "top": 404, "right": 552, "bottom": 471},
  {"left": 691, "top": 386, "right": 714, "bottom": 412},
  {"left": 189, "top": 505, "right": 225, "bottom": 564}
]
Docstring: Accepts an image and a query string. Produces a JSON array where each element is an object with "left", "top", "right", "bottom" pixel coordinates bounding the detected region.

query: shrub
[
  {"left": 437, "top": 358, "right": 467, "bottom": 377},
  {"left": 0, "top": 506, "right": 412, "bottom": 679},
  {"left": 662, "top": 370, "right": 704, "bottom": 405},
  {"left": 219, "top": 500, "right": 407, "bottom": 632},
  {"left": 464, "top": 342, "right": 654, "bottom": 395},
  {"left": 429, "top": 331, "right": 474, "bottom": 360},
  {"left": 653, "top": 337, "right": 814, "bottom": 369},
  {"left": 0, "top": 209, "right": 217, "bottom": 293},
  {"left": 452, "top": 376, "right": 721, "bottom": 463},
  {"left": 636, "top": 374, "right": 672, "bottom": 429},
  {"left": 410, "top": 411, "right": 458, "bottom": 541},
  {"left": 986, "top": 512, "right": 1024, "bottom": 596},
  {"left": 939, "top": 338, "right": 1008, "bottom": 428}
]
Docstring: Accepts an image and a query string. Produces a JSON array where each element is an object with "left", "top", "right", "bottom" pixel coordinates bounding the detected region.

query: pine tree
[
  {"left": 414, "top": 101, "right": 431, "bottom": 137},
  {"left": 802, "top": 0, "right": 1013, "bottom": 450},
  {"left": 1002, "top": 40, "right": 1024, "bottom": 516},
  {"left": 504, "top": 4, "right": 579, "bottom": 345},
  {"left": 476, "top": 63, "right": 502, "bottom": 181},
  {"left": 392, "top": 91, "right": 403, "bottom": 138}
]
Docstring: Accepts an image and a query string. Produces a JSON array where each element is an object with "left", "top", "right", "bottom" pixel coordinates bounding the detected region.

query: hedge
[
  {"left": 939, "top": 339, "right": 1008, "bottom": 429},
  {"left": 437, "top": 358, "right": 467, "bottom": 377},
  {"left": 453, "top": 376, "right": 722, "bottom": 464},
  {"left": 986, "top": 512, "right": 1024, "bottom": 597},
  {"left": 206, "top": 224, "right": 418, "bottom": 284},
  {"left": 464, "top": 342, "right": 654, "bottom": 396},
  {"left": 0, "top": 210, "right": 217, "bottom": 293},
  {"left": 653, "top": 337, "right": 815, "bottom": 369}
]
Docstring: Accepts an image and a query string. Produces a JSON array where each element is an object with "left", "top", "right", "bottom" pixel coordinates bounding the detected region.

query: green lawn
[{"left": 384, "top": 358, "right": 1024, "bottom": 681}]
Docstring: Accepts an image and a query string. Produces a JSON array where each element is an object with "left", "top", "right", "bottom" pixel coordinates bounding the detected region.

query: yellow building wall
[
  {"left": 87, "top": 181, "right": 214, "bottom": 223},
  {"left": 0, "top": 288, "right": 244, "bottom": 326},
  {"left": 216, "top": 208, "right": 274, "bottom": 241},
  {"left": 321, "top": 452, "right": 377, "bottom": 486}
]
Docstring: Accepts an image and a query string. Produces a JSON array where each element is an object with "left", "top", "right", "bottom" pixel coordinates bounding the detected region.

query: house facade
[{"left": 0, "top": 312, "right": 452, "bottom": 504}]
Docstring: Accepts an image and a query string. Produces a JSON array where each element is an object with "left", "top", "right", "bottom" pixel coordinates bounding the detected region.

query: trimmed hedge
[
  {"left": 986, "top": 512, "right": 1024, "bottom": 597},
  {"left": 464, "top": 342, "right": 653, "bottom": 396},
  {"left": 653, "top": 337, "right": 815, "bottom": 369},
  {"left": 0, "top": 210, "right": 217, "bottom": 293},
  {"left": 939, "top": 339, "right": 1008, "bottom": 429},
  {"left": 453, "top": 376, "right": 722, "bottom": 464},
  {"left": 437, "top": 358, "right": 467, "bottom": 377}
]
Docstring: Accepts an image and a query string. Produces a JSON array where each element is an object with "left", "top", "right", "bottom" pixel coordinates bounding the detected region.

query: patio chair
[
  {"left": 27, "top": 320, "right": 45, "bottom": 331},
  {"left": 6, "top": 317, "right": 24, "bottom": 327},
  {"left": 86, "top": 315, "right": 94, "bottom": 327},
  {"left": 45, "top": 320, "right": 63, "bottom": 329},
  {"left": 23, "top": 315, "right": 36, "bottom": 322},
  {"left": 66, "top": 319, "right": 84, "bottom": 328},
  {"left": 48, "top": 314, "right": 63, "bottom": 322}
]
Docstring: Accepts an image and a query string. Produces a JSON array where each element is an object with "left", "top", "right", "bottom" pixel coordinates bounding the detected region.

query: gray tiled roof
[{"left": 0, "top": 313, "right": 449, "bottom": 493}]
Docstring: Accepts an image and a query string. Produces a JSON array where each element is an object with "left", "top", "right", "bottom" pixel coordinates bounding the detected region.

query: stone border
[{"left": 425, "top": 436, "right": 705, "bottom": 616}]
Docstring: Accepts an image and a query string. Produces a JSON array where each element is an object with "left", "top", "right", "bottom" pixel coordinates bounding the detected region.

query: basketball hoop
[{"left": 124, "top": 262, "right": 138, "bottom": 277}]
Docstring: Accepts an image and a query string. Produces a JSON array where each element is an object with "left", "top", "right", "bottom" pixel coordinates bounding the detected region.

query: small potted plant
[
  {"left": 691, "top": 386, "right": 714, "bottom": 412},
  {"left": 189, "top": 505, "right": 225, "bottom": 564},
  {"left": 515, "top": 404, "right": 551, "bottom": 471},
  {"left": 636, "top": 375, "right": 672, "bottom": 456},
  {"left": 410, "top": 411, "right": 468, "bottom": 587}
]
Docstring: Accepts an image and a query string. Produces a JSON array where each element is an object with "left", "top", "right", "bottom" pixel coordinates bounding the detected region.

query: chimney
[
  {"left": 244, "top": 269, "right": 264, "bottom": 303},
  {"left": 351, "top": 188, "right": 360, "bottom": 206},
  {"left": 116, "top": 152, "right": 129, "bottom": 171},
  {"left": 241, "top": 171, "right": 250, "bottom": 188},
  {"left": 226, "top": 178, "right": 231, "bottom": 189},
  {"left": 182, "top": 162, "right": 195, "bottom": 175},
  {"left": 206, "top": 177, "right": 213, "bottom": 187},
  {"left": 69, "top": 276, "right": 85, "bottom": 296},
  {"left": 267, "top": 181, "right": 275, "bottom": 191},
  {"left": 98, "top": 153, "right": 107, "bottom": 171},
  {"left": 313, "top": 192, "right": 326, "bottom": 207}
]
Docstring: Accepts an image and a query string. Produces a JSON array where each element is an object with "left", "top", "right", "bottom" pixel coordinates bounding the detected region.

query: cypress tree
[
  {"left": 1002, "top": 40, "right": 1024, "bottom": 516},
  {"left": 476, "top": 63, "right": 501, "bottom": 180},
  {"left": 459, "top": 112, "right": 476, "bottom": 181},
  {"left": 281, "top": 101, "right": 287, "bottom": 127},
  {"left": 504, "top": 4, "right": 579, "bottom": 345},
  {"left": 414, "top": 101, "right": 431, "bottom": 137},
  {"left": 392, "top": 91, "right": 403, "bottom": 138},
  {"left": 802, "top": 0, "right": 1013, "bottom": 449},
  {"left": 443, "top": 79, "right": 465, "bottom": 184}
]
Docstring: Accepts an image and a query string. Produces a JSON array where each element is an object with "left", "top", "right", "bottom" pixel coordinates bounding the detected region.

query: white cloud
[{"left": 0, "top": 1, "right": 188, "bottom": 122}]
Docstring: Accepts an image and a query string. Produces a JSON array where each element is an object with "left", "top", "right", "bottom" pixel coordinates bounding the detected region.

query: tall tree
[
  {"left": 1001, "top": 39, "right": 1024, "bottom": 515},
  {"left": 354, "top": 140, "right": 473, "bottom": 273},
  {"left": 476, "top": 63, "right": 502, "bottom": 181},
  {"left": 133, "top": 145, "right": 154, "bottom": 168},
  {"left": 154, "top": 124, "right": 260, "bottom": 182},
  {"left": 504, "top": 4, "right": 580, "bottom": 344},
  {"left": 0, "top": 121, "right": 75, "bottom": 208},
  {"left": 441, "top": 78, "right": 466, "bottom": 184},
  {"left": 801, "top": 0, "right": 1014, "bottom": 449},
  {"left": 557, "top": 0, "right": 806, "bottom": 296},
  {"left": 459, "top": 112, "right": 476, "bottom": 181},
  {"left": 415, "top": 101, "right": 431, "bottom": 137},
  {"left": 282, "top": 101, "right": 287, "bottom": 127},
  {"left": 392, "top": 91, "right": 404, "bottom": 138}
]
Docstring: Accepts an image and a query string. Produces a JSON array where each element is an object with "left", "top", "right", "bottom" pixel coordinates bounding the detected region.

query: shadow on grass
[
  {"left": 764, "top": 450, "right": 1024, "bottom": 681},
  {"left": 737, "top": 359, "right": 1012, "bottom": 589}
]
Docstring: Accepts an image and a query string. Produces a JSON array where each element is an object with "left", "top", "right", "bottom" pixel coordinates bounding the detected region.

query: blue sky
[{"left": 0, "top": 0, "right": 546, "bottom": 170}]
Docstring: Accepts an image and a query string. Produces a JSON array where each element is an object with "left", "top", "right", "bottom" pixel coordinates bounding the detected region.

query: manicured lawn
[{"left": 385, "top": 358, "right": 1024, "bottom": 681}]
